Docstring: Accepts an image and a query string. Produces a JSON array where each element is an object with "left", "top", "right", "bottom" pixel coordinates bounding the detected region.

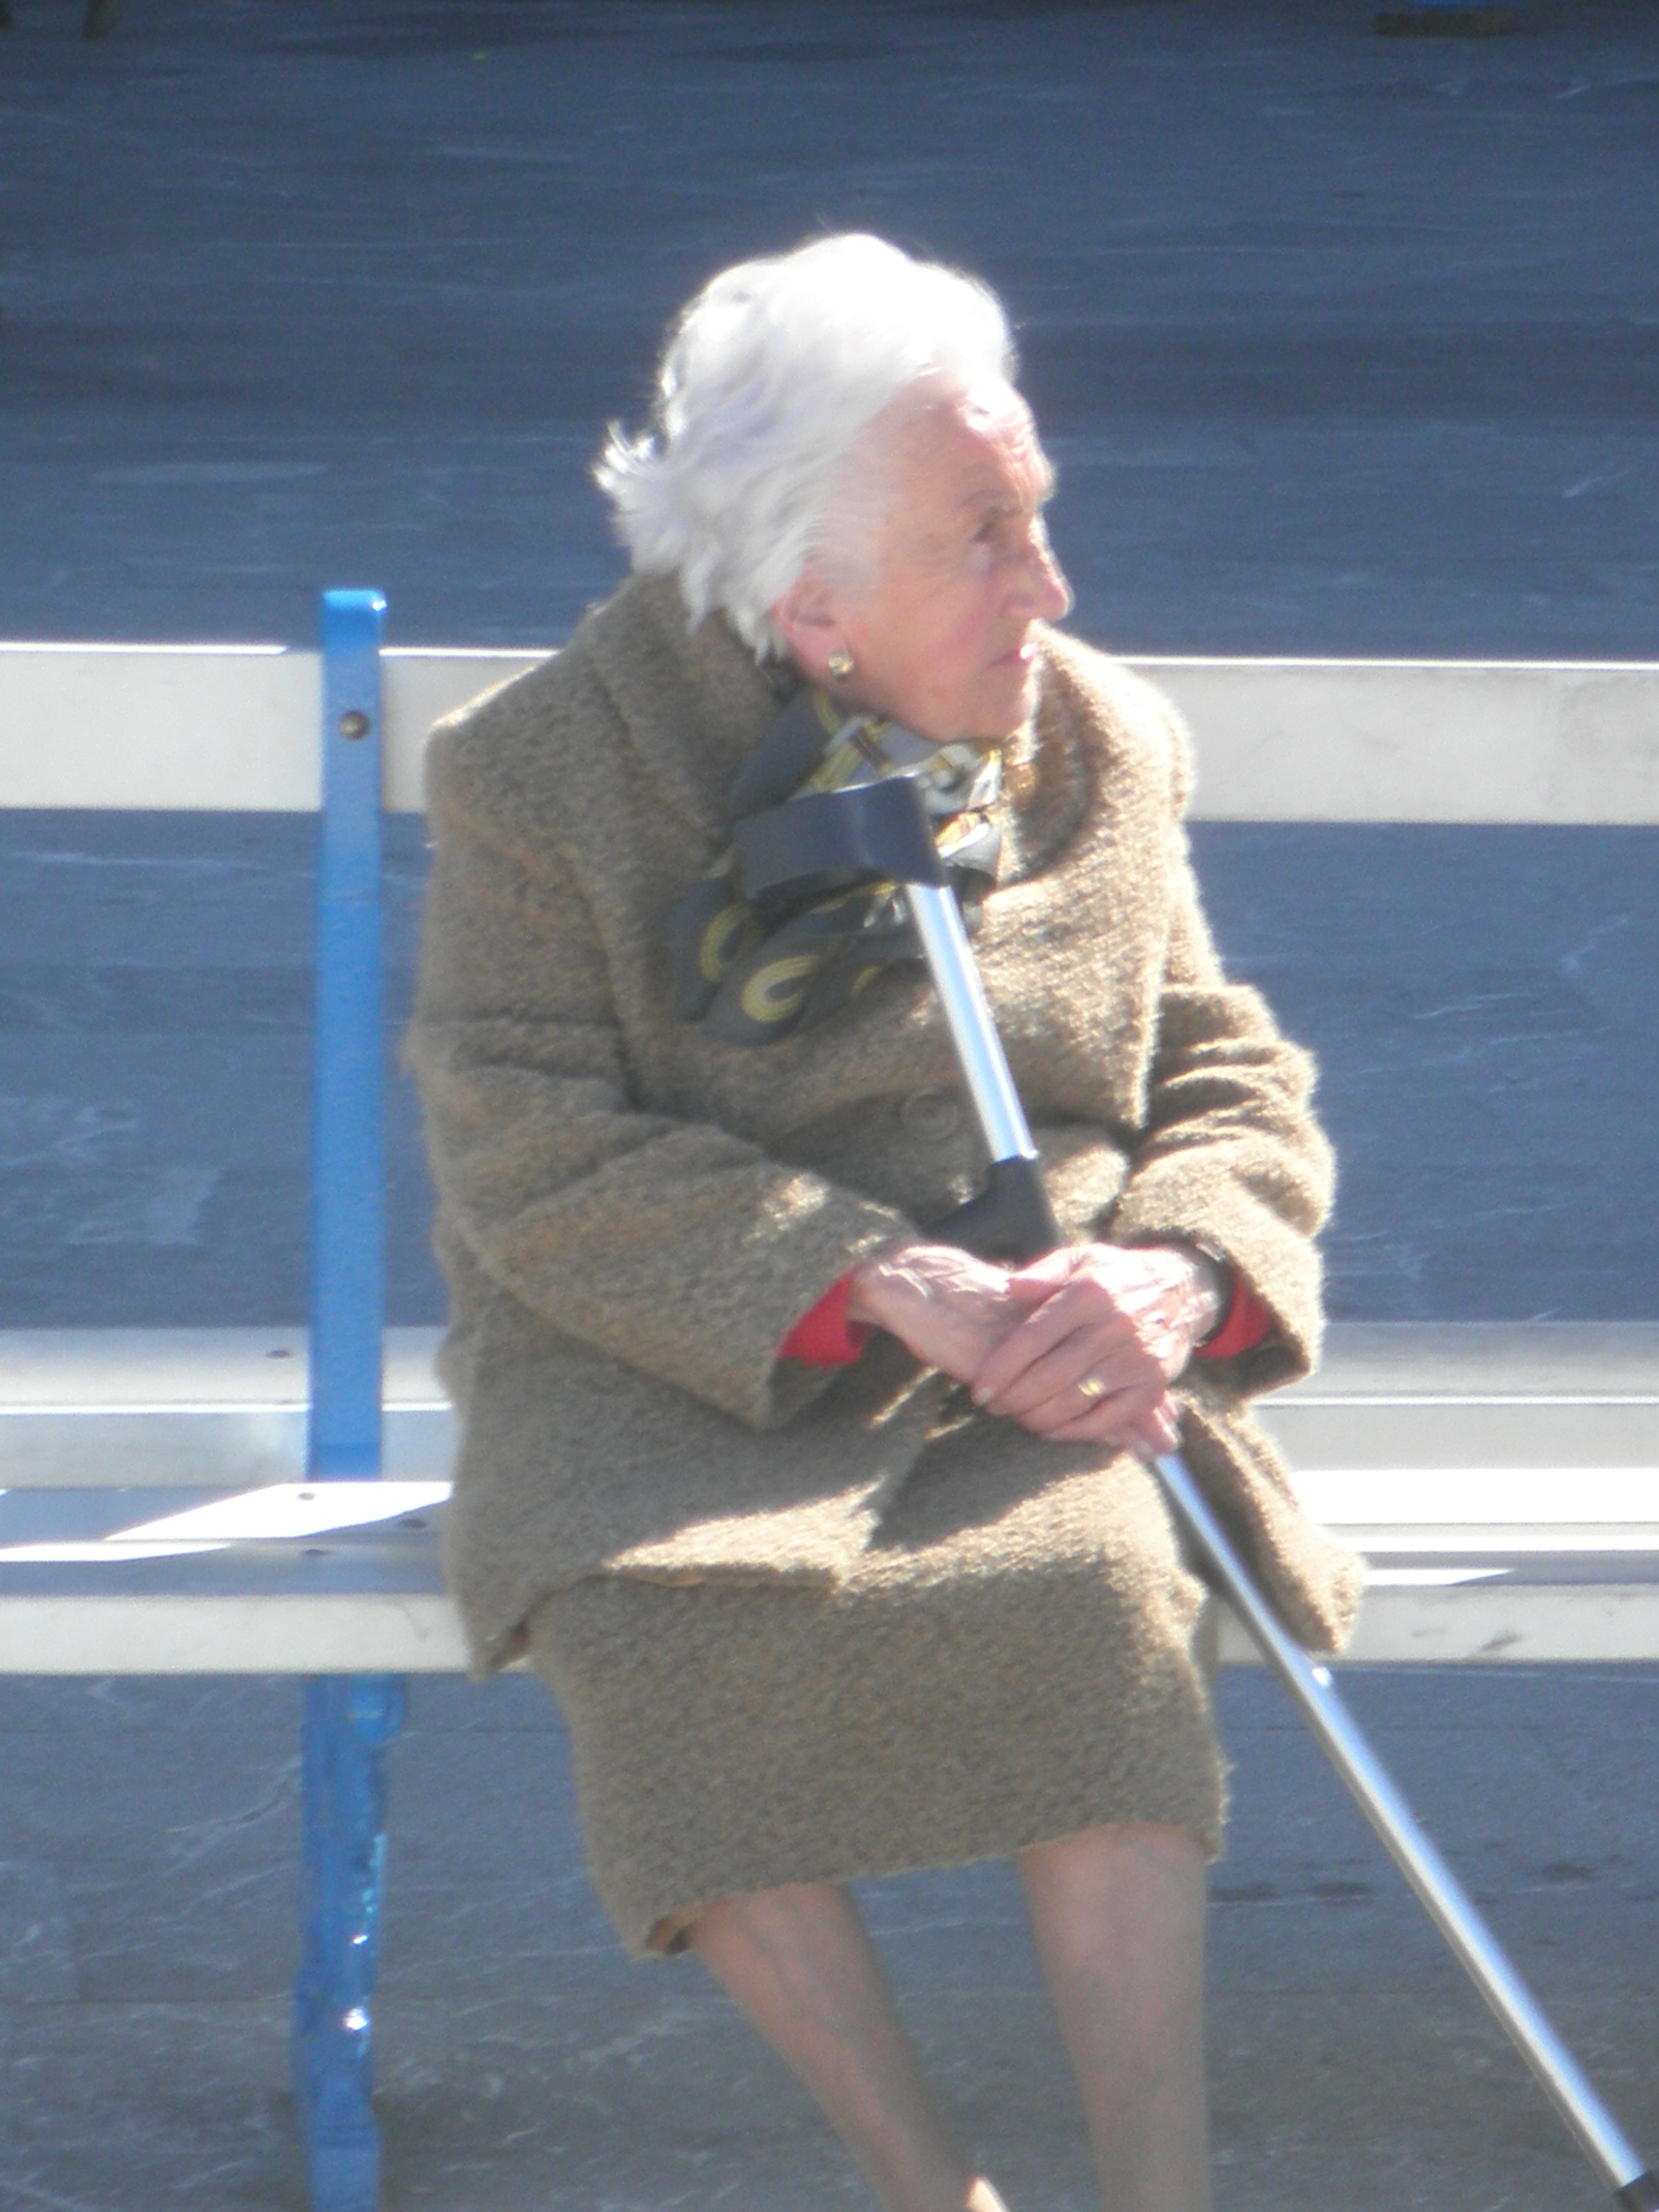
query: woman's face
[{"left": 775, "top": 383, "right": 1072, "bottom": 744}]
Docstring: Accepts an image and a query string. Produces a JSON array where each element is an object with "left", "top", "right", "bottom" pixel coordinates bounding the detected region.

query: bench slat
[
  {"left": 3, "top": 1482, "right": 1658, "bottom": 1668},
  {"left": 3, "top": 1575, "right": 1657, "bottom": 1672},
  {"left": 6, "top": 647, "right": 1658, "bottom": 821},
  {"left": 5, "top": 1325, "right": 1657, "bottom": 1485}
]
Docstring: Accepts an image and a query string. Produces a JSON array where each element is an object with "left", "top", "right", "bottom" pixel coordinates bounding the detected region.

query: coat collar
[
  {"left": 573, "top": 571, "right": 1091, "bottom": 865},
  {"left": 576, "top": 573, "right": 799, "bottom": 839}
]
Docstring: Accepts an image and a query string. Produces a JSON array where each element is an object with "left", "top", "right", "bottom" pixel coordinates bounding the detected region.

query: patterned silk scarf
[{"left": 669, "top": 687, "right": 1005, "bottom": 1046}]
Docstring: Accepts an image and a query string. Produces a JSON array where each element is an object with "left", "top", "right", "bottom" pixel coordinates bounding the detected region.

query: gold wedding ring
[{"left": 1076, "top": 1375, "right": 1108, "bottom": 1402}]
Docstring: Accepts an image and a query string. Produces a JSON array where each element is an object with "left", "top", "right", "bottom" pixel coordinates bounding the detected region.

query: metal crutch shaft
[
  {"left": 1152, "top": 1444, "right": 1657, "bottom": 2204},
  {"left": 901, "top": 868, "right": 1659, "bottom": 2206}
]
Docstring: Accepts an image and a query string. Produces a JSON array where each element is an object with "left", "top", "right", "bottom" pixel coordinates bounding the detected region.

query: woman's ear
[{"left": 770, "top": 568, "right": 848, "bottom": 685}]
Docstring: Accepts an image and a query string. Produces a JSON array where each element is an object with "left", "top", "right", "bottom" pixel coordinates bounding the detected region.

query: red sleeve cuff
[
  {"left": 1192, "top": 1273, "right": 1273, "bottom": 1362},
  {"left": 777, "top": 1272, "right": 872, "bottom": 1367}
]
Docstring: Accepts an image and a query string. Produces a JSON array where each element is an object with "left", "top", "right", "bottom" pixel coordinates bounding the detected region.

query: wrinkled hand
[
  {"left": 845, "top": 1241, "right": 1026, "bottom": 1388},
  {"left": 969, "top": 1243, "right": 1224, "bottom": 1458}
]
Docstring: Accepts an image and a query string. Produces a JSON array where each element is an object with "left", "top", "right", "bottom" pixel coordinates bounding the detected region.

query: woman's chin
[
  {"left": 971, "top": 665, "right": 1038, "bottom": 740},
  {"left": 894, "top": 667, "right": 1035, "bottom": 745}
]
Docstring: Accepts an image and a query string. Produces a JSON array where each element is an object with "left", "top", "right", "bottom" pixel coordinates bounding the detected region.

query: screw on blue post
[{"left": 292, "top": 588, "right": 406, "bottom": 2212}]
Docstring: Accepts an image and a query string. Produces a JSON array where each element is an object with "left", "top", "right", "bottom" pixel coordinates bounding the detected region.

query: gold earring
[{"left": 827, "top": 648, "right": 854, "bottom": 683}]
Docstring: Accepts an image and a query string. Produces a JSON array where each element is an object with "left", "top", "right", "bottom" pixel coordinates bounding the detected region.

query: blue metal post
[
  {"left": 292, "top": 588, "right": 406, "bottom": 2212},
  {"left": 310, "top": 588, "right": 386, "bottom": 1482},
  {"left": 292, "top": 1674, "right": 406, "bottom": 2212}
]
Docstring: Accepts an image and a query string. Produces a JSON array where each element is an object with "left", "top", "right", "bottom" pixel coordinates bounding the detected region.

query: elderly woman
[{"left": 408, "top": 233, "right": 1358, "bottom": 2212}]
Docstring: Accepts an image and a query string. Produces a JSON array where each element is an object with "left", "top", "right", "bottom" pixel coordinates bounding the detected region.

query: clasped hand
[{"left": 844, "top": 1240, "right": 1224, "bottom": 1460}]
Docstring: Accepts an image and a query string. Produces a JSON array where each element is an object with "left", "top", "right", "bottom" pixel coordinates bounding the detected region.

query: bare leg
[
  {"left": 1020, "top": 1824, "right": 1211, "bottom": 2212},
  {"left": 690, "top": 1880, "right": 1008, "bottom": 2212}
]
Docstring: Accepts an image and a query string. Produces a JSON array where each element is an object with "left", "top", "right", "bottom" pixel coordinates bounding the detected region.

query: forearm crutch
[{"left": 736, "top": 774, "right": 1658, "bottom": 2206}]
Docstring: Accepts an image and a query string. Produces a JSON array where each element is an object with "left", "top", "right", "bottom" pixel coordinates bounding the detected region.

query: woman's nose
[
  {"left": 1018, "top": 535, "right": 1072, "bottom": 622},
  {"left": 1037, "top": 547, "right": 1072, "bottom": 621}
]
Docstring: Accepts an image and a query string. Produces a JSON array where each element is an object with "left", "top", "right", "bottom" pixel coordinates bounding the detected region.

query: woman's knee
[{"left": 1021, "top": 1820, "right": 1207, "bottom": 1887}]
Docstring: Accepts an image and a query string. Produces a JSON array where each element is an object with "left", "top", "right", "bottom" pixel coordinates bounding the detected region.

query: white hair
[{"left": 594, "top": 234, "right": 1017, "bottom": 657}]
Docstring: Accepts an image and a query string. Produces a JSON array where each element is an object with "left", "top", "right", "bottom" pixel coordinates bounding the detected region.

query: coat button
[{"left": 901, "top": 1089, "right": 963, "bottom": 1141}]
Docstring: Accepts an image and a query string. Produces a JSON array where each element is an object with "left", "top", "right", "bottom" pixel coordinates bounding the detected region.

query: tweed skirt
[{"left": 527, "top": 1421, "right": 1226, "bottom": 1957}]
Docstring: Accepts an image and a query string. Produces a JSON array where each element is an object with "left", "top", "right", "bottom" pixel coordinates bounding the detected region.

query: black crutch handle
[
  {"left": 931, "top": 1154, "right": 1062, "bottom": 1265},
  {"left": 733, "top": 776, "right": 950, "bottom": 905}
]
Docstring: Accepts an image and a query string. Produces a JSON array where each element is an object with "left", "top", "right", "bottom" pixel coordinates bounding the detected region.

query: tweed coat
[{"left": 407, "top": 573, "right": 1361, "bottom": 1696}]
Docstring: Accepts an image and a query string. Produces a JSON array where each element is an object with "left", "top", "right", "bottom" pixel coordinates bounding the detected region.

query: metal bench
[
  {"left": 3, "top": 599, "right": 1655, "bottom": 2208},
  {"left": 6, "top": 1322, "right": 1659, "bottom": 1674}
]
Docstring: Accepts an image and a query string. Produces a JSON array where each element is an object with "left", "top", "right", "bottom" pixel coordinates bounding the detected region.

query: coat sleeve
[
  {"left": 1105, "top": 705, "right": 1335, "bottom": 1397},
  {"left": 405, "top": 732, "right": 912, "bottom": 1435}
]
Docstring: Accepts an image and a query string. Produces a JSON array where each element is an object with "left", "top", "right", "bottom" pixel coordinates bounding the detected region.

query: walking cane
[{"left": 734, "top": 775, "right": 1659, "bottom": 2207}]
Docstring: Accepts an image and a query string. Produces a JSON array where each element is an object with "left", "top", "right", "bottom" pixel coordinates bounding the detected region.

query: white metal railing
[{"left": 3, "top": 642, "right": 1656, "bottom": 819}]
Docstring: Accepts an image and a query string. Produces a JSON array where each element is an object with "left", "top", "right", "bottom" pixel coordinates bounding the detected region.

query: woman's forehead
[{"left": 894, "top": 385, "right": 1053, "bottom": 510}]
